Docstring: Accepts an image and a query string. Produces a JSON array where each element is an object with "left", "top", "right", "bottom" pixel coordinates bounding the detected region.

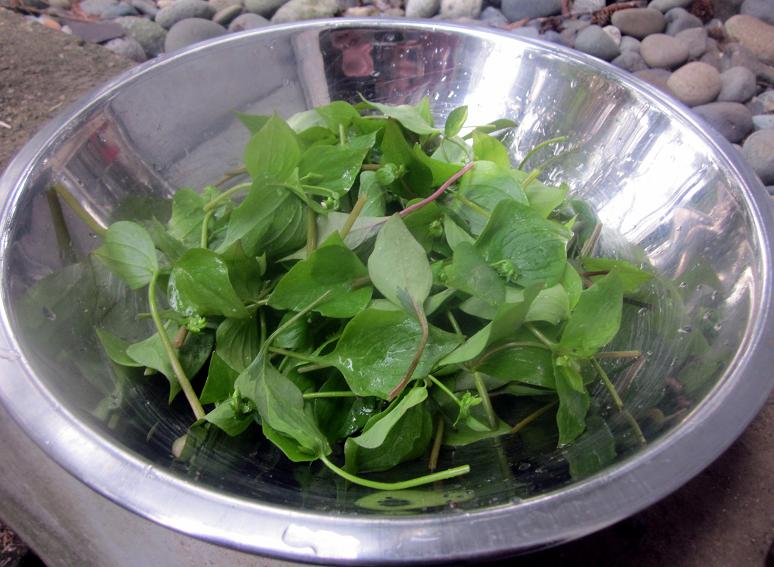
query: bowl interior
[{"left": 0, "top": 20, "right": 771, "bottom": 559}]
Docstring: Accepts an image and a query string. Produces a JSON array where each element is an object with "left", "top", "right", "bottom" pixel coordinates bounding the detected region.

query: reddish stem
[{"left": 398, "top": 162, "right": 475, "bottom": 218}]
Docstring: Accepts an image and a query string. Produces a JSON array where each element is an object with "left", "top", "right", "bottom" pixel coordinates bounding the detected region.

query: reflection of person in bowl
[{"left": 330, "top": 30, "right": 374, "bottom": 77}]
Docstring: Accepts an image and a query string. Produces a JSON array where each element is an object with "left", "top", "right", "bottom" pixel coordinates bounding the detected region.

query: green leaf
[
  {"left": 563, "top": 263, "right": 583, "bottom": 310},
  {"left": 463, "top": 118, "right": 517, "bottom": 138},
  {"left": 235, "top": 112, "right": 270, "bottom": 134},
  {"left": 344, "top": 387, "right": 432, "bottom": 472},
  {"left": 262, "top": 422, "right": 318, "bottom": 462},
  {"left": 442, "top": 418, "right": 511, "bottom": 447},
  {"left": 315, "top": 100, "right": 360, "bottom": 132},
  {"left": 444, "top": 106, "right": 468, "bottom": 138},
  {"left": 564, "top": 415, "right": 617, "bottom": 479},
  {"left": 579, "top": 258, "right": 653, "bottom": 294},
  {"left": 219, "top": 243, "right": 264, "bottom": 302},
  {"left": 475, "top": 199, "right": 570, "bottom": 288},
  {"left": 472, "top": 131, "right": 510, "bottom": 168},
  {"left": 358, "top": 171, "right": 386, "bottom": 217},
  {"left": 244, "top": 115, "right": 300, "bottom": 182},
  {"left": 215, "top": 316, "right": 259, "bottom": 372},
  {"left": 402, "top": 200, "right": 443, "bottom": 252},
  {"left": 526, "top": 284, "right": 569, "bottom": 325},
  {"left": 287, "top": 109, "right": 325, "bottom": 132},
  {"left": 477, "top": 345, "right": 555, "bottom": 389},
  {"left": 367, "top": 215, "right": 432, "bottom": 311},
  {"left": 270, "top": 232, "right": 372, "bottom": 318},
  {"left": 444, "top": 242, "right": 505, "bottom": 306},
  {"left": 299, "top": 144, "right": 369, "bottom": 196},
  {"left": 553, "top": 355, "right": 590, "bottom": 445},
  {"left": 126, "top": 324, "right": 213, "bottom": 403},
  {"left": 168, "top": 249, "right": 248, "bottom": 318},
  {"left": 95, "top": 327, "right": 142, "bottom": 367},
  {"left": 362, "top": 98, "right": 439, "bottom": 135},
  {"left": 235, "top": 353, "right": 330, "bottom": 457},
  {"left": 411, "top": 145, "right": 463, "bottom": 186},
  {"left": 559, "top": 272, "right": 623, "bottom": 357},
  {"left": 432, "top": 138, "right": 469, "bottom": 164},
  {"left": 521, "top": 177, "right": 568, "bottom": 218},
  {"left": 327, "top": 309, "right": 461, "bottom": 399},
  {"left": 251, "top": 192, "right": 306, "bottom": 258},
  {"left": 443, "top": 215, "right": 474, "bottom": 250},
  {"left": 273, "top": 311, "right": 312, "bottom": 350},
  {"left": 446, "top": 160, "right": 529, "bottom": 235},
  {"left": 143, "top": 219, "right": 187, "bottom": 264},
  {"left": 220, "top": 180, "right": 288, "bottom": 252},
  {"left": 93, "top": 221, "right": 158, "bottom": 289},
  {"left": 167, "top": 189, "right": 206, "bottom": 246},
  {"left": 314, "top": 375, "right": 378, "bottom": 443},
  {"left": 200, "top": 352, "right": 239, "bottom": 404},
  {"left": 205, "top": 401, "right": 254, "bottom": 436},
  {"left": 379, "top": 120, "right": 432, "bottom": 196}
]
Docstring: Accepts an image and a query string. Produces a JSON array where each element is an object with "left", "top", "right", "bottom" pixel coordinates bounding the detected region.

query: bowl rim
[{"left": 1, "top": 18, "right": 773, "bottom": 564}]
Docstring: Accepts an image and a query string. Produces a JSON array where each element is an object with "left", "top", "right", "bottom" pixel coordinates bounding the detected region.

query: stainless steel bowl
[{"left": 1, "top": 19, "right": 772, "bottom": 564}]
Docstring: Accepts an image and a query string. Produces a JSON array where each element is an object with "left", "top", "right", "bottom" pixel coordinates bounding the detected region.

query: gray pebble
[
  {"left": 575, "top": 24, "right": 621, "bottom": 61},
  {"left": 718, "top": 66, "right": 758, "bottom": 102},
  {"left": 228, "top": 11, "right": 268, "bottom": 29},
  {"left": 721, "top": 43, "right": 774, "bottom": 85},
  {"left": 740, "top": 0, "right": 774, "bottom": 25},
  {"left": 500, "top": 0, "right": 561, "bottom": 22},
  {"left": 674, "top": 27, "right": 707, "bottom": 59},
  {"left": 406, "top": 0, "right": 440, "bottom": 17},
  {"left": 713, "top": 0, "right": 745, "bottom": 21},
  {"left": 705, "top": 18, "right": 725, "bottom": 41},
  {"left": 156, "top": 0, "right": 215, "bottom": 29},
  {"left": 665, "top": 7, "right": 702, "bottom": 35},
  {"left": 667, "top": 62, "right": 721, "bottom": 106},
  {"left": 752, "top": 114, "right": 774, "bottom": 129},
  {"left": 80, "top": 0, "right": 122, "bottom": 17},
  {"left": 271, "top": 0, "right": 336, "bottom": 21},
  {"left": 572, "top": 0, "right": 604, "bottom": 11},
  {"left": 648, "top": 0, "right": 691, "bottom": 11},
  {"left": 480, "top": 6, "right": 507, "bottom": 25},
  {"left": 751, "top": 89, "right": 774, "bottom": 113},
  {"left": 115, "top": 16, "right": 167, "bottom": 56},
  {"left": 634, "top": 68, "right": 673, "bottom": 93},
  {"left": 440, "top": 0, "right": 481, "bottom": 18},
  {"left": 611, "top": 8, "right": 665, "bottom": 39},
  {"left": 640, "top": 33, "right": 689, "bottom": 68},
  {"left": 542, "top": 29, "right": 563, "bottom": 43},
  {"left": 102, "top": 2, "right": 139, "bottom": 18},
  {"left": 742, "top": 129, "right": 774, "bottom": 183},
  {"left": 209, "top": 0, "right": 241, "bottom": 11},
  {"left": 104, "top": 36, "right": 147, "bottom": 62},
  {"left": 693, "top": 101, "right": 754, "bottom": 142},
  {"left": 243, "top": 0, "right": 285, "bottom": 16},
  {"left": 130, "top": 0, "right": 158, "bottom": 16},
  {"left": 213, "top": 4, "right": 241, "bottom": 23},
  {"left": 620, "top": 35, "right": 641, "bottom": 53},
  {"left": 725, "top": 14, "right": 774, "bottom": 66},
  {"left": 47, "top": 0, "right": 72, "bottom": 8},
  {"left": 164, "top": 17, "right": 225, "bottom": 52},
  {"left": 603, "top": 25, "right": 622, "bottom": 45},
  {"left": 612, "top": 50, "right": 648, "bottom": 71}
]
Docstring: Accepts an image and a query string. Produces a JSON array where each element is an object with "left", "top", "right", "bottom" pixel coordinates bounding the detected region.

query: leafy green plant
[{"left": 56, "top": 99, "right": 655, "bottom": 490}]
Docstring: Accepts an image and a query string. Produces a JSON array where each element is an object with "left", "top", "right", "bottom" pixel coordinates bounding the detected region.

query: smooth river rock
[
  {"left": 674, "top": 27, "right": 707, "bottom": 59},
  {"left": 271, "top": 0, "right": 337, "bottom": 22},
  {"left": 740, "top": 0, "right": 774, "bottom": 25},
  {"left": 718, "top": 66, "right": 758, "bottom": 102},
  {"left": 440, "top": 0, "right": 482, "bottom": 18},
  {"left": 692, "top": 101, "right": 754, "bottom": 142},
  {"left": 164, "top": 17, "right": 225, "bottom": 52},
  {"left": 725, "top": 14, "right": 774, "bottom": 65},
  {"left": 640, "top": 33, "right": 689, "bottom": 68},
  {"left": 500, "top": 0, "right": 561, "bottom": 21},
  {"left": 648, "top": 0, "right": 691, "bottom": 11},
  {"left": 742, "top": 129, "right": 774, "bottom": 183},
  {"left": 611, "top": 8, "right": 665, "bottom": 38},
  {"left": 574, "top": 24, "right": 621, "bottom": 61},
  {"left": 666, "top": 62, "right": 722, "bottom": 106},
  {"left": 405, "top": 0, "right": 440, "bottom": 17},
  {"left": 155, "top": 0, "right": 215, "bottom": 29}
]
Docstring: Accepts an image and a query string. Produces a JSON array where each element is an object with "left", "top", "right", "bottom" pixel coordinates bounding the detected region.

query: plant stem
[
  {"left": 450, "top": 191, "right": 491, "bottom": 217},
  {"left": 473, "top": 371, "right": 497, "bottom": 429},
  {"left": 428, "top": 416, "right": 445, "bottom": 472},
  {"left": 522, "top": 168, "right": 542, "bottom": 188},
  {"left": 595, "top": 350, "right": 641, "bottom": 360},
  {"left": 340, "top": 194, "right": 368, "bottom": 240},
  {"left": 264, "top": 290, "right": 332, "bottom": 348},
  {"left": 525, "top": 323, "right": 556, "bottom": 349},
  {"left": 268, "top": 346, "right": 325, "bottom": 365},
  {"left": 339, "top": 123, "right": 346, "bottom": 145},
  {"left": 388, "top": 300, "right": 430, "bottom": 400},
  {"left": 46, "top": 189, "right": 77, "bottom": 264},
  {"left": 297, "top": 363, "right": 329, "bottom": 374},
  {"left": 200, "top": 209, "right": 214, "bottom": 249},
  {"left": 172, "top": 326, "right": 189, "bottom": 349},
  {"left": 302, "top": 391, "right": 357, "bottom": 399},
  {"left": 351, "top": 275, "right": 372, "bottom": 289},
  {"left": 320, "top": 454, "right": 469, "bottom": 491},
  {"left": 445, "top": 136, "right": 473, "bottom": 161},
  {"left": 148, "top": 272, "right": 205, "bottom": 420},
  {"left": 399, "top": 162, "right": 475, "bottom": 218},
  {"left": 360, "top": 163, "right": 382, "bottom": 171},
  {"left": 446, "top": 310, "right": 463, "bottom": 338},
  {"left": 52, "top": 184, "right": 106, "bottom": 236},
  {"left": 511, "top": 400, "right": 558, "bottom": 434},
  {"left": 580, "top": 222, "right": 602, "bottom": 258},
  {"left": 259, "top": 309, "right": 267, "bottom": 348},
  {"left": 591, "top": 358, "right": 623, "bottom": 411},
  {"left": 624, "top": 410, "right": 647, "bottom": 445},
  {"left": 213, "top": 166, "right": 247, "bottom": 188},
  {"left": 306, "top": 207, "right": 317, "bottom": 256},
  {"left": 427, "top": 374, "right": 463, "bottom": 408},
  {"left": 517, "top": 136, "right": 567, "bottom": 170},
  {"left": 203, "top": 182, "right": 251, "bottom": 212}
]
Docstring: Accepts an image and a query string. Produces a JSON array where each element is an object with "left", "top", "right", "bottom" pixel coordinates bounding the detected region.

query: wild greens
[{"left": 62, "top": 98, "right": 654, "bottom": 490}]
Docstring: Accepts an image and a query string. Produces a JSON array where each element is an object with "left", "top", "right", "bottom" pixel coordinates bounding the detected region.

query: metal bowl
[{"left": 0, "top": 19, "right": 772, "bottom": 564}]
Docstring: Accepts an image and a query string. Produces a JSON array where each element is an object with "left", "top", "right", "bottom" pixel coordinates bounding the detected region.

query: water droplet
[
  {"left": 517, "top": 462, "right": 531, "bottom": 471},
  {"left": 679, "top": 281, "right": 687, "bottom": 288},
  {"left": 713, "top": 323, "right": 723, "bottom": 332},
  {"left": 678, "top": 325, "right": 693, "bottom": 334},
  {"left": 42, "top": 306, "right": 56, "bottom": 321}
]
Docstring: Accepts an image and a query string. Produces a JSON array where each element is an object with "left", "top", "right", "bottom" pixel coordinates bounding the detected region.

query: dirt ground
[{"left": 0, "top": 7, "right": 773, "bottom": 566}]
